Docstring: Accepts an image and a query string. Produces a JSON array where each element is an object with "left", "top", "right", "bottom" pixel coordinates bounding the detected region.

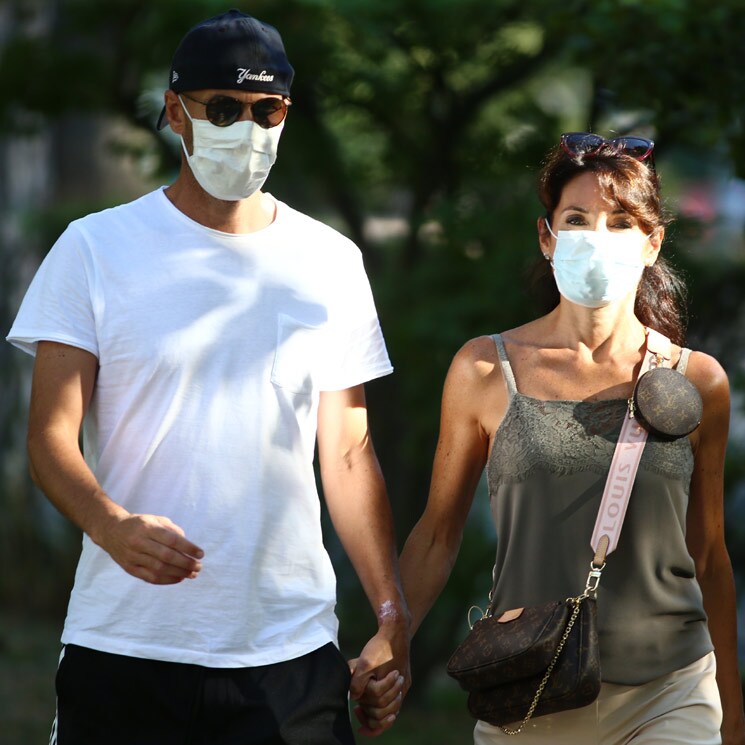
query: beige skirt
[{"left": 473, "top": 652, "right": 722, "bottom": 745}]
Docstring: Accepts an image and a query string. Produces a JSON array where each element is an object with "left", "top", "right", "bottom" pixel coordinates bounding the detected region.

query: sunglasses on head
[
  {"left": 560, "top": 132, "right": 655, "bottom": 169},
  {"left": 180, "top": 92, "right": 291, "bottom": 129}
]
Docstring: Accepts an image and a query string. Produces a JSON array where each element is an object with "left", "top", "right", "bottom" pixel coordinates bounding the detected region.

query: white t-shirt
[{"left": 7, "top": 187, "right": 393, "bottom": 667}]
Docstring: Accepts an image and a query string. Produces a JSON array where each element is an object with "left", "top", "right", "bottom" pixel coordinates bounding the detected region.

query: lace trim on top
[{"left": 487, "top": 335, "right": 695, "bottom": 486}]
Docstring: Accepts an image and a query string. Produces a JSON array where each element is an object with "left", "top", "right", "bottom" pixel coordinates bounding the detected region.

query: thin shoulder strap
[
  {"left": 491, "top": 334, "right": 518, "bottom": 398},
  {"left": 676, "top": 348, "right": 692, "bottom": 375}
]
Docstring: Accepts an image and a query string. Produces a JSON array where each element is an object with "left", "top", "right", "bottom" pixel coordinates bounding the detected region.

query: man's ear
[{"left": 163, "top": 90, "right": 187, "bottom": 136}]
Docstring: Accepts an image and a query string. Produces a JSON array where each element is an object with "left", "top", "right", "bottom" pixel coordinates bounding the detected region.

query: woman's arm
[
  {"left": 400, "top": 337, "right": 506, "bottom": 636},
  {"left": 686, "top": 352, "right": 745, "bottom": 745},
  {"left": 353, "top": 337, "right": 505, "bottom": 730}
]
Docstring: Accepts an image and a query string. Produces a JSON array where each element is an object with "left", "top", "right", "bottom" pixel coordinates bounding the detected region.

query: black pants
[{"left": 52, "top": 643, "right": 355, "bottom": 745}]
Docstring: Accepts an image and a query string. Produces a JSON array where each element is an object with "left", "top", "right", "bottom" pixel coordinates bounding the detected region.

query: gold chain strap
[{"left": 498, "top": 597, "right": 584, "bottom": 736}]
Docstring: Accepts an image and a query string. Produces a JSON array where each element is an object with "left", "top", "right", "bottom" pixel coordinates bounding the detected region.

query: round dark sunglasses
[
  {"left": 181, "top": 92, "right": 291, "bottom": 129},
  {"left": 560, "top": 132, "right": 655, "bottom": 169}
]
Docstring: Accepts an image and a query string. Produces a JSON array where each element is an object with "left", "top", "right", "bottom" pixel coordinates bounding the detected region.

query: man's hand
[
  {"left": 316, "top": 387, "right": 411, "bottom": 733},
  {"left": 97, "top": 512, "right": 204, "bottom": 584},
  {"left": 27, "top": 342, "right": 204, "bottom": 586},
  {"left": 350, "top": 668, "right": 405, "bottom": 736}
]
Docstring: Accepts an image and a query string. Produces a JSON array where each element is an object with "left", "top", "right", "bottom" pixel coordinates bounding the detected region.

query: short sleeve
[
  {"left": 6, "top": 222, "right": 99, "bottom": 358},
  {"left": 315, "top": 250, "right": 393, "bottom": 391}
]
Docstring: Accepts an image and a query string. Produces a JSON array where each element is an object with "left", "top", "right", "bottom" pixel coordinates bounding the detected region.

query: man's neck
[{"left": 164, "top": 170, "right": 276, "bottom": 234}]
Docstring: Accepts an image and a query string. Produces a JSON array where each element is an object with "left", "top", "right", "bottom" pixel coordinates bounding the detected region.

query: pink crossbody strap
[{"left": 590, "top": 329, "right": 672, "bottom": 565}]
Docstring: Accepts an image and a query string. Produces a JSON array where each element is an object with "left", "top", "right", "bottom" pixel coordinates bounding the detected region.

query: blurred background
[{"left": 1, "top": 0, "right": 744, "bottom": 742}]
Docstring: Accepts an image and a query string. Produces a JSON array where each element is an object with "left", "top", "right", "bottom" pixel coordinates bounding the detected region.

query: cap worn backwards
[{"left": 156, "top": 8, "right": 294, "bottom": 130}]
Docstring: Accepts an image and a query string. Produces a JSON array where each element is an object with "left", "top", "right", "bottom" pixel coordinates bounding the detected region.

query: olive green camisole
[{"left": 486, "top": 334, "right": 713, "bottom": 685}]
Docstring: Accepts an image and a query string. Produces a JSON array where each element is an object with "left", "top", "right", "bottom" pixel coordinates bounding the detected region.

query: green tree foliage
[{"left": 1, "top": 0, "right": 743, "bottom": 720}]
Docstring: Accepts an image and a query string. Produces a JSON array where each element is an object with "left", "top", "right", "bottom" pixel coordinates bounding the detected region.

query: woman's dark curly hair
[{"left": 530, "top": 144, "right": 688, "bottom": 345}]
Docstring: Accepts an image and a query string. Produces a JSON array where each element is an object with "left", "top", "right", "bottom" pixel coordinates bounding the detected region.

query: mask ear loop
[
  {"left": 543, "top": 218, "right": 557, "bottom": 263},
  {"left": 177, "top": 95, "right": 195, "bottom": 123},
  {"left": 176, "top": 95, "right": 198, "bottom": 158}
]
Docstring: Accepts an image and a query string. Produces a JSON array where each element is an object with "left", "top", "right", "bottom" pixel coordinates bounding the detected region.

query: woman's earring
[{"left": 543, "top": 253, "right": 551, "bottom": 261}]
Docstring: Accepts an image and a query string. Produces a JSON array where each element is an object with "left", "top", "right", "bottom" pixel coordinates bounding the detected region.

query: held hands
[
  {"left": 348, "top": 621, "right": 411, "bottom": 736},
  {"left": 95, "top": 511, "right": 204, "bottom": 584},
  {"left": 349, "top": 667, "right": 405, "bottom": 736}
]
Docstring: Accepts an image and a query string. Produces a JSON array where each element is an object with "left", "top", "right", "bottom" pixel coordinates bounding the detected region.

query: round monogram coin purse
[{"left": 632, "top": 367, "right": 703, "bottom": 439}]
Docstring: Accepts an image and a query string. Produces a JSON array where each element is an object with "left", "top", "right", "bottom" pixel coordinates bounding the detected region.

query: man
[{"left": 7, "top": 9, "right": 408, "bottom": 744}]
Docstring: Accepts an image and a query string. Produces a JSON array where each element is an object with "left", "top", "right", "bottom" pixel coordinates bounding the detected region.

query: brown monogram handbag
[
  {"left": 447, "top": 330, "right": 695, "bottom": 734},
  {"left": 447, "top": 567, "right": 602, "bottom": 733},
  {"left": 465, "top": 597, "right": 600, "bottom": 725}
]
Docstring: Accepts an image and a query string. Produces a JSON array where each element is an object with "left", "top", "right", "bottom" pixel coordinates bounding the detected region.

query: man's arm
[
  {"left": 348, "top": 339, "right": 498, "bottom": 728},
  {"left": 317, "top": 384, "right": 410, "bottom": 734},
  {"left": 27, "top": 341, "right": 204, "bottom": 585}
]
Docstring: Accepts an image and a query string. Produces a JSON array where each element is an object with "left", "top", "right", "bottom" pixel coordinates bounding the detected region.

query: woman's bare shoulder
[
  {"left": 443, "top": 335, "right": 512, "bottom": 432},
  {"left": 449, "top": 322, "right": 548, "bottom": 381},
  {"left": 449, "top": 335, "right": 502, "bottom": 383},
  {"left": 685, "top": 350, "right": 730, "bottom": 408}
]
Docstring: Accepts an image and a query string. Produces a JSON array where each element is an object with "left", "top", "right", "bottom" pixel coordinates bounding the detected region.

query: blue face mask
[{"left": 545, "top": 221, "right": 649, "bottom": 308}]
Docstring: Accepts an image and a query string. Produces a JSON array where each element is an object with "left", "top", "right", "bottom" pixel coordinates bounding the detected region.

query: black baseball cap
[{"left": 156, "top": 9, "right": 294, "bottom": 130}]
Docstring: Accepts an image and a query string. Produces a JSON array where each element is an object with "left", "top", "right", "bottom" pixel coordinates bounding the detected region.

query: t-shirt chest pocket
[{"left": 270, "top": 314, "right": 325, "bottom": 395}]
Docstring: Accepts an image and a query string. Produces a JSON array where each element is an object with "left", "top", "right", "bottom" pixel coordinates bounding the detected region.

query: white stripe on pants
[
  {"left": 473, "top": 652, "right": 722, "bottom": 745},
  {"left": 48, "top": 646, "right": 66, "bottom": 745}
]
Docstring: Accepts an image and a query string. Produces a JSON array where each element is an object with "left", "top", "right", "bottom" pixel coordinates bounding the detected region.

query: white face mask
[
  {"left": 179, "top": 96, "right": 283, "bottom": 201},
  {"left": 545, "top": 221, "right": 648, "bottom": 308}
]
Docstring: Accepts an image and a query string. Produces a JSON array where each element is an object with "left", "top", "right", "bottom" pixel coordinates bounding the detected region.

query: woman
[{"left": 367, "top": 134, "right": 745, "bottom": 744}]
